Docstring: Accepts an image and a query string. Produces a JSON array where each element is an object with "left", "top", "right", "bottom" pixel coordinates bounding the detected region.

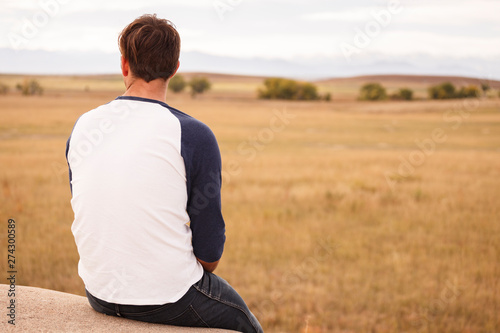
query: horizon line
[{"left": 1, "top": 72, "right": 499, "bottom": 84}]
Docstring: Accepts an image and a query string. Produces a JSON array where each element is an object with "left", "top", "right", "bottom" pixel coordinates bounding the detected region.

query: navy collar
[{"left": 116, "top": 96, "right": 171, "bottom": 109}]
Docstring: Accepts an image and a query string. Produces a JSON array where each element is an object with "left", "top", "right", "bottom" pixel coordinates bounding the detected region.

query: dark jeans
[{"left": 86, "top": 271, "right": 263, "bottom": 333}]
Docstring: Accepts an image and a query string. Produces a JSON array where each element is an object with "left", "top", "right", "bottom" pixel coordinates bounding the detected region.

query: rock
[{"left": 0, "top": 284, "right": 236, "bottom": 332}]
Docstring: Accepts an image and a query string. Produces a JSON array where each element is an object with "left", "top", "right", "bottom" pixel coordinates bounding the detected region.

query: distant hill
[
  {"left": 317, "top": 74, "right": 500, "bottom": 89},
  {"left": 1, "top": 48, "right": 500, "bottom": 80},
  {"left": 51, "top": 72, "right": 500, "bottom": 89},
  {"left": 179, "top": 72, "right": 267, "bottom": 84}
]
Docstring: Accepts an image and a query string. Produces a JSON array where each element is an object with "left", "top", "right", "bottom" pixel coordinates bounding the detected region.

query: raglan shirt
[{"left": 66, "top": 96, "right": 225, "bottom": 305}]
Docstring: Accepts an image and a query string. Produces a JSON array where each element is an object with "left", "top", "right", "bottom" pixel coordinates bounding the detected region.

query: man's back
[
  {"left": 67, "top": 96, "right": 224, "bottom": 305},
  {"left": 67, "top": 14, "right": 262, "bottom": 332}
]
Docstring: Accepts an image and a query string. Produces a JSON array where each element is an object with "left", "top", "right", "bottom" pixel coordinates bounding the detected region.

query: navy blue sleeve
[
  {"left": 173, "top": 110, "right": 226, "bottom": 263},
  {"left": 65, "top": 115, "right": 83, "bottom": 196},
  {"left": 65, "top": 136, "right": 73, "bottom": 195}
]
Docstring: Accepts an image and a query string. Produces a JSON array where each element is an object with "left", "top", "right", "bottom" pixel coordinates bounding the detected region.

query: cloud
[
  {"left": 398, "top": 1, "right": 500, "bottom": 27},
  {"left": 0, "top": 0, "right": 499, "bottom": 67},
  {"left": 302, "top": 11, "right": 371, "bottom": 22},
  {"left": 366, "top": 30, "right": 500, "bottom": 57},
  {"left": 62, "top": 0, "right": 212, "bottom": 12}
]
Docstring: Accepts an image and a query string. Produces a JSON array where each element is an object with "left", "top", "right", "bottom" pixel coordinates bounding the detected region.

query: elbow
[{"left": 196, "top": 258, "right": 220, "bottom": 273}]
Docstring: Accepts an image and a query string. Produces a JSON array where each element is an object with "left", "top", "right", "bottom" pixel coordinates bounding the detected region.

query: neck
[{"left": 122, "top": 76, "right": 169, "bottom": 103}]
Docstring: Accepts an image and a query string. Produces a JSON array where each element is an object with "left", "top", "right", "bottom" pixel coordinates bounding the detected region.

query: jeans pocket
[
  {"left": 128, "top": 304, "right": 209, "bottom": 327},
  {"left": 167, "top": 305, "right": 209, "bottom": 328}
]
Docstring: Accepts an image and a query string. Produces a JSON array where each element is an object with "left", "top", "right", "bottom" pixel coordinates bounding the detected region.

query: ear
[
  {"left": 170, "top": 61, "right": 180, "bottom": 78},
  {"left": 121, "top": 56, "right": 129, "bottom": 77}
]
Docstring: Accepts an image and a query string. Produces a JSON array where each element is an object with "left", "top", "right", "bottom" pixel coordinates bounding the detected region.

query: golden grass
[{"left": 0, "top": 81, "right": 499, "bottom": 332}]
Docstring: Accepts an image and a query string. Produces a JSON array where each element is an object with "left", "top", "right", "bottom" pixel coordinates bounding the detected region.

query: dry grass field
[{"left": 0, "top": 74, "right": 499, "bottom": 332}]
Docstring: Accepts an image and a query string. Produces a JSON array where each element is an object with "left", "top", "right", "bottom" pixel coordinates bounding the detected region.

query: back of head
[{"left": 119, "top": 14, "right": 180, "bottom": 82}]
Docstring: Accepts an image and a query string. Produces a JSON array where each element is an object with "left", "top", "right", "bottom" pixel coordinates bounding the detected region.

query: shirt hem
[{"left": 84, "top": 266, "right": 204, "bottom": 306}]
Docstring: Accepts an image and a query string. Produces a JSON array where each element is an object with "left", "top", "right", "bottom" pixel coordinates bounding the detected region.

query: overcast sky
[{"left": 1, "top": 0, "right": 499, "bottom": 71}]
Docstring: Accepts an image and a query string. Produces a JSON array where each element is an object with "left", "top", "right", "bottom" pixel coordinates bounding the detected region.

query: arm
[
  {"left": 180, "top": 118, "right": 226, "bottom": 268},
  {"left": 196, "top": 258, "right": 220, "bottom": 273}
]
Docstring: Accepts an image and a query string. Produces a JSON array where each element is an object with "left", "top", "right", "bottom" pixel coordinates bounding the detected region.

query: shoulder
[
  {"left": 167, "top": 106, "right": 218, "bottom": 145},
  {"left": 166, "top": 106, "right": 221, "bottom": 168},
  {"left": 72, "top": 101, "right": 115, "bottom": 128}
]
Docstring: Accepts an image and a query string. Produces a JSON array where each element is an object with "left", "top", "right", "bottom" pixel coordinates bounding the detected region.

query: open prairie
[{"left": 1, "top": 74, "right": 499, "bottom": 332}]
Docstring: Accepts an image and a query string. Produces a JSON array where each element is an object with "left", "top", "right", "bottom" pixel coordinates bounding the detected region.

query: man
[{"left": 66, "top": 14, "right": 262, "bottom": 333}]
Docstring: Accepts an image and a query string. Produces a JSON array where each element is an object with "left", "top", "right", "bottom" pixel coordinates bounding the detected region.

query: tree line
[
  {"left": 1, "top": 77, "right": 497, "bottom": 102},
  {"left": 257, "top": 78, "right": 331, "bottom": 101},
  {"left": 255, "top": 79, "right": 495, "bottom": 102},
  {"left": 359, "top": 81, "right": 492, "bottom": 101},
  {"left": 0, "top": 79, "right": 44, "bottom": 96}
]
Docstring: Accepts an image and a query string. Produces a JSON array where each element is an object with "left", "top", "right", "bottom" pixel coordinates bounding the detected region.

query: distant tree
[
  {"left": 427, "top": 86, "right": 439, "bottom": 99},
  {"left": 428, "top": 82, "right": 456, "bottom": 99},
  {"left": 16, "top": 79, "right": 43, "bottom": 96},
  {"left": 0, "top": 82, "right": 9, "bottom": 95},
  {"left": 359, "top": 83, "right": 387, "bottom": 101},
  {"left": 258, "top": 78, "right": 325, "bottom": 101},
  {"left": 457, "top": 85, "right": 480, "bottom": 98},
  {"left": 439, "top": 82, "right": 456, "bottom": 98},
  {"left": 480, "top": 82, "right": 490, "bottom": 94},
  {"left": 259, "top": 78, "right": 297, "bottom": 100},
  {"left": 297, "top": 82, "right": 320, "bottom": 100},
  {"left": 323, "top": 92, "right": 332, "bottom": 101},
  {"left": 398, "top": 88, "right": 413, "bottom": 101},
  {"left": 390, "top": 88, "right": 413, "bottom": 101},
  {"left": 169, "top": 74, "right": 186, "bottom": 93},
  {"left": 189, "top": 77, "right": 211, "bottom": 98}
]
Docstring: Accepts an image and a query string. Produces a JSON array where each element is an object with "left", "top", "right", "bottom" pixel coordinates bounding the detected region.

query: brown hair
[{"left": 118, "top": 14, "right": 180, "bottom": 82}]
